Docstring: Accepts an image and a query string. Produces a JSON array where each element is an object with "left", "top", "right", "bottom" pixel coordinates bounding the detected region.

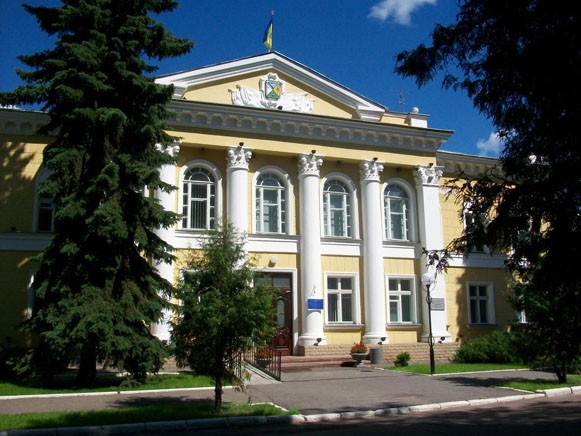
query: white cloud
[
  {"left": 476, "top": 132, "right": 502, "bottom": 157},
  {"left": 369, "top": 0, "right": 437, "bottom": 25}
]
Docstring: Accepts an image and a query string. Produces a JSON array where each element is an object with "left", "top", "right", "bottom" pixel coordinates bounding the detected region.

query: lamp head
[{"left": 421, "top": 273, "right": 435, "bottom": 287}]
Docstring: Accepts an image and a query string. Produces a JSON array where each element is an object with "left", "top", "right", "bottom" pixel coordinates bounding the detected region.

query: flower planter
[{"left": 350, "top": 352, "right": 368, "bottom": 368}]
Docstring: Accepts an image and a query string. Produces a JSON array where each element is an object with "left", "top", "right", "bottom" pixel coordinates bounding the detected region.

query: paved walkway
[{"left": 1, "top": 366, "right": 579, "bottom": 435}]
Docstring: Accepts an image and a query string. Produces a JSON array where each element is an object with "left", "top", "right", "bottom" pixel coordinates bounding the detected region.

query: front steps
[{"left": 281, "top": 355, "right": 355, "bottom": 371}]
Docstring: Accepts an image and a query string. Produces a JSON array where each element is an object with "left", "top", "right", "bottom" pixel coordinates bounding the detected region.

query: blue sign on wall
[{"left": 307, "top": 298, "right": 324, "bottom": 310}]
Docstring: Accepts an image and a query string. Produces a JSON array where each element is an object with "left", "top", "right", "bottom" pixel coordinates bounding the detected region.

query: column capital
[
  {"left": 155, "top": 142, "right": 180, "bottom": 158},
  {"left": 226, "top": 145, "right": 253, "bottom": 169},
  {"left": 414, "top": 164, "right": 444, "bottom": 186},
  {"left": 298, "top": 152, "right": 323, "bottom": 176},
  {"left": 360, "top": 159, "right": 384, "bottom": 181}
]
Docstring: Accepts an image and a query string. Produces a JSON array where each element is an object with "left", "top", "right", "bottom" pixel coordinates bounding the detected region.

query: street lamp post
[{"left": 421, "top": 273, "right": 436, "bottom": 376}]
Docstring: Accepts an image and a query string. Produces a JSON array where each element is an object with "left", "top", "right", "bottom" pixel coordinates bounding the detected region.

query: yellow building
[{"left": 0, "top": 52, "right": 512, "bottom": 356}]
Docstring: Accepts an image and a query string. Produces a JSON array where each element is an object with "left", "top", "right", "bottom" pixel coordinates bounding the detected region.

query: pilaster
[{"left": 226, "top": 143, "right": 252, "bottom": 234}]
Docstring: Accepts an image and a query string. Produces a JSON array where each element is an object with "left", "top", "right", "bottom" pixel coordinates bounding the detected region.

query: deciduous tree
[
  {"left": 395, "top": 1, "right": 580, "bottom": 382},
  {"left": 171, "top": 226, "right": 275, "bottom": 413}
]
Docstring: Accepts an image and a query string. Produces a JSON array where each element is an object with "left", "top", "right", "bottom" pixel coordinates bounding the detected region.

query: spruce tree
[{"left": 0, "top": 1, "right": 193, "bottom": 386}]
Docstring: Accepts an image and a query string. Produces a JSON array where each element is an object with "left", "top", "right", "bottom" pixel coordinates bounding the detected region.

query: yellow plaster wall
[
  {"left": 324, "top": 330, "right": 364, "bottom": 345},
  {"left": 0, "top": 137, "right": 47, "bottom": 232},
  {"left": 445, "top": 266, "right": 513, "bottom": 342},
  {"left": 182, "top": 70, "right": 357, "bottom": 119},
  {"left": 387, "top": 330, "right": 421, "bottom": 343},
  {"left": 440, "top": 177, "right": 465, "bottom": 247},
  {"left": 383, "top": 258, "right": 418, "bottom": 275}
]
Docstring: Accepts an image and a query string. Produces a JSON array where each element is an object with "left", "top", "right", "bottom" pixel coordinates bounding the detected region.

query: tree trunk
[
  {"left": 555, "top": 359, "right": 567, "bottom": 383},
  {"left": 214, "top": 375, "right": 223, "bottom": 414},
  {"left": 76, "top": 340, "right": 98, "bottom": 387}
]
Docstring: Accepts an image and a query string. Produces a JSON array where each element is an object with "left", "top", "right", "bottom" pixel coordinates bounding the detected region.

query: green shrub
[
  {"left": 455, "top": 331, "right": 520, "bottom": 364},
  {"left": 394, "top": 351, "right": 411, "bottom": 367}
]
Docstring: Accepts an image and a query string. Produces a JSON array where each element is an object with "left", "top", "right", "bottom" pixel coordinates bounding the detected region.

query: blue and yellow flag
[{"left": 263, "top": 16, "right": 273, "bottom": 51}]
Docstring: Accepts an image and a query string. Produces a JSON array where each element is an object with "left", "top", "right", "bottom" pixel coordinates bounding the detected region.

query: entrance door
[{"left": 260, "top": 272, "right": 293, "bottom": 356}]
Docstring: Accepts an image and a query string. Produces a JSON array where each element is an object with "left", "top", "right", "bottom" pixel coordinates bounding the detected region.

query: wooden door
[{"left": 260, "top": 273, "right": 293, "bottom": 356}]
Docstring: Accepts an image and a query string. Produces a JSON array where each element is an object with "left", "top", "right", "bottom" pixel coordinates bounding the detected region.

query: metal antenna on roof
[{"left": 399, "top": 90, "right": 406, "bottom": 111}]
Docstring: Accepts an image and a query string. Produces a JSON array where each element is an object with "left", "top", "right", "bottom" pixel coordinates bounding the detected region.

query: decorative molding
[
  {"left": 155, "top": 142, "right": 180, "bottom": 158},
  {"left": 0, "top": 233, "right": 52, "bottom": 251},
  {"left": 436, "top": 150, "right": 500, "bottom": 176},
  {"left": 0, "top": 109, "right": 50, "bottom": 135},
  {"left": 226, "top": 145, "right": 253, "bottom": 169},
  {"left": 298, "top": 152, "right": 323, "bottom": 176},
  {"left": 414, "top": 164, "right": 444, "bottom": 186},
  {"left": 359, "top": 159, "right": 384, "bottom": 182},
  {"left": 166, "top": 100, "right": 451, "bottom": 153},
  {"left": 229, "top": 72, "right": 314, "bottom": 113}
]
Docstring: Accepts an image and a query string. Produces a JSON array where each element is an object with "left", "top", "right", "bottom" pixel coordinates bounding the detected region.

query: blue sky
[{"left": 0, "top": 0, "right": 500, "bottom": 157}]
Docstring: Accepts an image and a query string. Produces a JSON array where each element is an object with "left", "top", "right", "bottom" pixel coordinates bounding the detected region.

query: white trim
[
  {"left": 447, "top": 253, "right": 506, "bottom": 268},
  {"left": 32, "top": 168, "right": 54, "bottom": 233},
  {"left": 247, "top": 234, "right": 299, "bottom": 253},
  {"left": 466, "top": 281, "right": 496, "bottom": 325},
  {"left": 320, "top": 172, "right": 359, "bottom": 239},
  {"left": 252, "top": 165, "right": 293, "bottom": 235},
  {"left": 323, "top": 271, "right": 361, "bottom": 325},
  {"left": 386, "top": 274, "right": 419, "bottom": 325},
  {"left": 382, "top": 177, "right": 417, "bottom": 242},
  {"left": 177, "top": 159, "right": 223, "bottom": 230},
  {"left": 155, "top": 52, "right": 386, "bottom": 121},
  {"left": 0, "top": 233, "right": 52, "bottom": 251}
]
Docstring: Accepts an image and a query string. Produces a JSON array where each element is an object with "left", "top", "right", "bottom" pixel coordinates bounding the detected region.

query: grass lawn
[
  {"left": 0, "top": 373, "right": 214, "bottom": 396},
  {"left": 498, "top": 374, "right": 581, "bottom": 392},
  {"left": 0, "top": 403, "right": 295, "bottom": 431},
  {"left": 386, "top": 362, "right": 530, "bottom": 375}
]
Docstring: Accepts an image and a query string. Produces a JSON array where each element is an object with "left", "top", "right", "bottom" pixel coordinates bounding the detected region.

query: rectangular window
[
  {"left": 388, "top": 277, "right": 416, "bottom": 324},
  {"left": 326, "top": 276, "right": 355, "bottom": 324},
  {"left": 468, "top": 283, "right": 495, "bottom": 324},
  {"left": 38, "top": 195, "right": 54, "bottom": 232}
]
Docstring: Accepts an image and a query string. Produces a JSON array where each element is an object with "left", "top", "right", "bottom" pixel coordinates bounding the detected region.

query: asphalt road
[{"left": 162, "top": 395, "right": 581, "bottom": 436}]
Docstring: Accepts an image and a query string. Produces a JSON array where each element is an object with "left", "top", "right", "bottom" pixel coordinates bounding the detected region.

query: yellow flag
[{"left": 263, "top": 16, "right": 273, "bottom": 51}]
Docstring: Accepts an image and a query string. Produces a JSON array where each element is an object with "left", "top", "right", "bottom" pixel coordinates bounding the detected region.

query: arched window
[
  {"left": 34, "top": 168, "right": 54, "bottom": 232},
  {"left": 323, "top": 179, "right": 352, "bottom": 237},
  {"left": 255, "top": 172, "right": 286, "bottom": 233},
  {"left": 181, "top": 167, "right": 216, "bottom": 230},
  {"left": 384, "top": 183, "right": 410, "bottom": 240}
]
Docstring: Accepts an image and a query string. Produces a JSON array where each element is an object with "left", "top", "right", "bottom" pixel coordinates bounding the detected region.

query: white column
[
  {"left": 414, "top": 164, "right": 452, "bottom": 343},
  {"left": 226, "top": 144, "right": 252, "bottom": 233},
  {"left": 360, "top": 160, "right": 388, "bottom": 344},
  {"left": 297, "top": 152, "right": 326, "bottom": 347},
  {"left": 150, "top": 142, "right": 180, "bottom": 342}
]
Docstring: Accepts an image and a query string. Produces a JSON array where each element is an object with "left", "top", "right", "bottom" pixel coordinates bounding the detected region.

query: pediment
[{"left": 155, "top": 52, "right": 386, "bottom": 122}]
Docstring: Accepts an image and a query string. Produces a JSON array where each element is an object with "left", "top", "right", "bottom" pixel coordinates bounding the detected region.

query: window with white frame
[
  {"left": 34, "top": 168, "right": 55, "bottom": 232},
  {"left": 384, "top": 183, "right": 410, "bottom": 240},
  {"left": 322, "top": 178, "right": 352, "bottom": 237},
  {"left": 463, "top": 209, "right": 487, "bottom": 253},
  {"left": 388, "top": 277, "right": 417, "bottom": 324},
  {"left": 326, "top": 276, "right": 355, "bottom": 324},
  {"left": 255, "top": 172, "right": 286, "bottom": 233},
  {"left": 181, "top": 166, "right": 216, "bottom": 230},
  {"left": 468, "top": 282, "right": 495, "bottom": 324}
]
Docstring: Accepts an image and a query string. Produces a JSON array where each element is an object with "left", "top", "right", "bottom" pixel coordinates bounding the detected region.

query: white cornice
[
  {"left": 0, "top": 109, "right": 49, "bottom": 136},
  {"left": 437, "top": 150, "right": 500, "bottom": 176},
  {"left": 156, "top": 52, "right": 387, "bottom": 122},
  {"left": 166, "top": 99, "right": 452, "bottom": 153}
]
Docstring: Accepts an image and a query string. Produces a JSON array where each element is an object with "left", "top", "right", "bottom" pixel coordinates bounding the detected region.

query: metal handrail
[{"left": 245, "top": 343, "right": 281, "bottom": 380}]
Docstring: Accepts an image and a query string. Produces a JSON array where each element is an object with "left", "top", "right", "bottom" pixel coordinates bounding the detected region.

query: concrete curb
[{"left": 1, "top": 386, "right": 579, "bottom": 435}]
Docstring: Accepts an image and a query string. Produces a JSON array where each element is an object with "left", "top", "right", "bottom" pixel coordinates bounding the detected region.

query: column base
[
  {"left": 298, "top": 333, "right": 327, "bottom": 347},
  {"left": 421, "top": 332, "right": 452, "bottom": 344},
  {"left": 362, "top": 332, "right": 389, "bottom": 345}
]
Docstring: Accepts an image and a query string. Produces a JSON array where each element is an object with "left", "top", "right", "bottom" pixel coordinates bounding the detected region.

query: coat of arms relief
[{"left": 229, "top": 72, "right": 314, "bottom": 113}]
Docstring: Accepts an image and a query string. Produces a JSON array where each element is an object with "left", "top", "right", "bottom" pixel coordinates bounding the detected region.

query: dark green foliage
[
  {"left": 455, "top": 332, "right": 519, "bottom": 364},
  {"left": 171, "top": 226, "right": 275, "bottom": 414},
  {"left": 394, "top": 352, "right": 411, "bottom": 367},
  {"left": 1, "top": 1, "right": 192, "bottom": 386},
  {"left": 396, "top": 1, "right": 581, "bottom": 382}
]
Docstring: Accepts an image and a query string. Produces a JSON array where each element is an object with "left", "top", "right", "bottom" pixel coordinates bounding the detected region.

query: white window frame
[
  {"left": 467, "top": 281, "right": 495, "bottom": 325},
  {"left": 33, "top": 168, "right": 55, "bottom": 233},
  {"left": 463, "top": 205, "right": 489, "bottom": 254},
  {"left": 252, "top": 166, "right": 292, "bottom": 235},
  {"left": 324, "top": 272, "right": 360, "bottom": 325},
  {"left": 320, "top": 173, "right": 359, "bottom": 239},
  {"left": 387, "top": 275, "right": 418, "bottom": 324},
  {"left": 178, "top": 160, "right": 222, "bottom": 231},
  {"left": 382, "top": 178, "right": 416, "bottom": 242}
]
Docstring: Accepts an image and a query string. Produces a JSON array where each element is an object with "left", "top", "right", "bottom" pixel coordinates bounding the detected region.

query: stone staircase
[{"left": 281, "top": 354, "right": 356, "bottom": 371}]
